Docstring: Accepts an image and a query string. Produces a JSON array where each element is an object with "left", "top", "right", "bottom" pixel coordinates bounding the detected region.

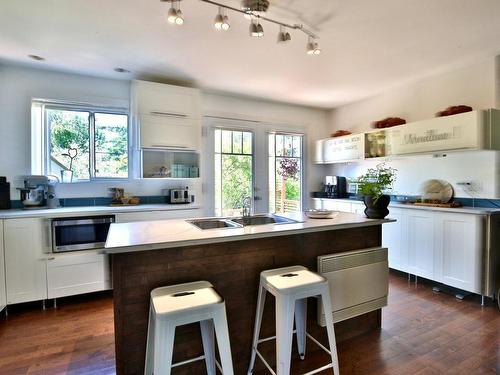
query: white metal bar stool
[
  {"left": 247, "top": 266, "right": 340, "bottom": 375},
  {"left": 144, "top": 281, "right": 234, "bottom": 375}
]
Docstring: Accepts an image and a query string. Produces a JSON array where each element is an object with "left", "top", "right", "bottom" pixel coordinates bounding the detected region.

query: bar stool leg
[
  {"left": 247, "top": 284, "right": 267, "bottom": 374},
  {"left": 320, "top": 290, "right": 340, "bottom": 375},
  {"left": 154, "top": 321, "right": 176, "bottom": 375},
  {"left": 294, "top": 298, "right": 307, "bottom": 360},
  {"left": 200, "top": 319, "right": 216, "bottom": 375},
  {"left": 275, "top": 296, "right": 295, "bottom": 375},
  {"left": 144, "top": 306, "right": 155, "bottom": 375},
  {"left": 213, "top": 306, "right": 234, "bottom": 375}
]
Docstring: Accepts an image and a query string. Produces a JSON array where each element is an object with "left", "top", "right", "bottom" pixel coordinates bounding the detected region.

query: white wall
[
  {"left": 0, "top": 64, "right": 329, "bottom": 202},
  {"left": 325, "top": 58, "right": 500, "bottom": 199}
]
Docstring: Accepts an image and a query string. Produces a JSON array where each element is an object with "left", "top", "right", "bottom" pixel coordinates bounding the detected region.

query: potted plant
[{"left": 356, "top": 164, "right": 397, "bottom": 219}]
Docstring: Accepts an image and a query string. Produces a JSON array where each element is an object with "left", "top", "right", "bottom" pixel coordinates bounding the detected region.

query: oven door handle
[{"left": 52, "top": 218, "right": 114, "bottom": 227}]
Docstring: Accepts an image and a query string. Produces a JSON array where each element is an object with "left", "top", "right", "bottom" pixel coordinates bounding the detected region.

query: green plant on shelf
[{"left": 356, "top": 163, "right": 397, "bottom": 203}]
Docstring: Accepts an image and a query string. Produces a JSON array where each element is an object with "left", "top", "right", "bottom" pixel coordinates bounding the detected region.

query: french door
[{"left": 204, "top": 118, "right": 304, "bottom": 217}]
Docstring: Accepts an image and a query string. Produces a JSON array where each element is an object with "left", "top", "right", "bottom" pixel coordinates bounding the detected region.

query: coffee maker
[
  {"left": 18, "top": 175, "right": 59, "bottom": 209},
  {"left": 323, "top": 176, "right": 347, "bottom": 198}
]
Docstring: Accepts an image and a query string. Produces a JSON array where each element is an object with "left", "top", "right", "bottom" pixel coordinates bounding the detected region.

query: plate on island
[{"left": 305, "top": 209, "right": 338, "bottom": 219}]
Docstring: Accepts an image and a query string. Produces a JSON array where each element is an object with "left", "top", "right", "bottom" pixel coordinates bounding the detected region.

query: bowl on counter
[{"left": 304, "top": 209, "right": 338, "bottom": 219}]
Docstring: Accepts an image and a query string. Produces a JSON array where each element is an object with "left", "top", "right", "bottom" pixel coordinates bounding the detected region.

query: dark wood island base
[{"left": 111, "top": 225, "right": 383, "bottom": 375}]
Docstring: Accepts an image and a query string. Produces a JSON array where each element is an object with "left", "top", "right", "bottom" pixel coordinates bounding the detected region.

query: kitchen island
[{"left": 105, "top": 212, "right": 393, "bottom": 375}]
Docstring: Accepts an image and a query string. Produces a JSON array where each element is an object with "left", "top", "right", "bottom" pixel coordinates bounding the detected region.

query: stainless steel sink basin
[
  {"left": 187, "top": 218, "right": 242, "bottom": 230},
  {"left": 232, "top": 214, "right": 298, "bottom": 226},
  {"left": 187, "top": 214, "right": 298, "bottom": 230}
]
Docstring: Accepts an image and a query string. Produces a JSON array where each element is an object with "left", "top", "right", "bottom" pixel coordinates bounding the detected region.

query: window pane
[
  {"left": 221, "top": 155, "right": 252, "bottom": 216},
  {"left": 242, "top": 132, "right": 252, "bottom": 155},
  {"left": 95, "top": 113, "right": 128, "bottom": 178},
  {"left": 268, "top": 134, "right": 275, "bottom": 156},
  {"left": 276, "top": 135, "right": 284, "bottom": 156},
  {"left": 284, "top": 135, "right": 293, "bottom": 156},
  {"left": 221, "top": 130, "right": 232, "bottom": 153},
  {"left": 47, "top": 109, "right": 90, "bottom": 182},
  {"left": 293, "top": 136, "right": 301, "bottom": 157},
  {"left": 232, "top": 131, "right": 242, "bottom": 154}
]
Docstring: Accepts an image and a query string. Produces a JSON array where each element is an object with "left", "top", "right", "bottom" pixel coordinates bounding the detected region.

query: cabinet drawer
[{"left": 47, "top": 252, "right": 110, "bottom": 299}]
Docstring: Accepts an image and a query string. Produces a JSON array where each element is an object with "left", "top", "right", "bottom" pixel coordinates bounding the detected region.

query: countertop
[
  {"left": 0, "top": 203, "right": 201, "bottom": 219},
  {"left": 104, "top": 212, "right": 394, "bottom": 254},
  {"left": 313, "top": 198, "right": 500, "bottom": 215}
]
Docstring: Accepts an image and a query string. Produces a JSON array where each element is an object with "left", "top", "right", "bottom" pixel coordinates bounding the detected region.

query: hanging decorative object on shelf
[{"left": 160, "top": 0, "right": 321, "bottom": 55}]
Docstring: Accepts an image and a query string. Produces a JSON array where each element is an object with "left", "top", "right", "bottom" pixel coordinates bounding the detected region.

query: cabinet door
[
  {"left": 406, "top": 210, "right": 435, "bottom": 279},
  {"left": 322, "top": 200, "right": 352, "bottom": 213},
  {"left": 314, "top": 140, "right": 324, "bottom": 164},
  {"left": 140, "top": 115, "right": 200, "bottom": 150},
  {"left": 47, "top": 252, "right": 110, "bottom": 299},
  {"left": 434, "top": 213, "right": 483, "bottom": 293},
  {"left": 0, "top": 222, "right": 6, "bottom": 312},
  {"left": 382, "top": 208, "right": 408, "bottom": 272},
  {"left": 4, "top": 218, "right": 48, "bottom": 304}
]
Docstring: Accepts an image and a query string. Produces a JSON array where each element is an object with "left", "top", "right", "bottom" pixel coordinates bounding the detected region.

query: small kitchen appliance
[
  {"left": 18, "top": 175, "right": 59, "bottom": 209},
  {"left": 51, "top": 215, "right": 115, "bottom": 252},
  {"left": 323, "top": 176, "right": 347, "bottom": 198},
  {"left": 164, "top": 187, "right": 193, "bottom": 204}
]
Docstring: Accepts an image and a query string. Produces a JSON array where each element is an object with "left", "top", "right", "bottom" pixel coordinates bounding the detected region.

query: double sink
[{"left": 187, "top": 214, "right": 299, "bottom": 230}]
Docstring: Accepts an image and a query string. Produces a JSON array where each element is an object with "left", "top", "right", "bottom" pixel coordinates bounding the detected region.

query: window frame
[{"left": 41, "top": 103, "right": 130, "bottom": 182}]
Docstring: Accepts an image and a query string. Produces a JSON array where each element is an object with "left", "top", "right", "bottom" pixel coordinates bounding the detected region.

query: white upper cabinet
[
  {"left": 387, "top": 110, "right": 486, "bottom": 155},
  {"left": 317, "top": 109, "right": 500, "bottom": 163},
  {"left": 4, "top": 218, "right": 49, "bottom": 304},
  {"left": 133, "top": 80, "right": 201, "bottom": 151},
  {"left": 322, "top": 134, "right": 364, "bottom": 163}
]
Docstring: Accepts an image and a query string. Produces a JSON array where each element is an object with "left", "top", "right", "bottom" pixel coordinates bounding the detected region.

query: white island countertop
[{"left": 104, "top": 212, "right": 394, "bottom": 254}]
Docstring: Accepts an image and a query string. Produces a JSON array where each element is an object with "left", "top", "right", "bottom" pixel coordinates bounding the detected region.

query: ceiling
[{"left": 1, "top": 0, "right": 500, "bottom": 108}]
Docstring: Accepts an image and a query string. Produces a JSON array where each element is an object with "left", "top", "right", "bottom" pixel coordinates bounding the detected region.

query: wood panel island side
[{"left": 105, "top": 212, "right": 393, "bottom": 375}]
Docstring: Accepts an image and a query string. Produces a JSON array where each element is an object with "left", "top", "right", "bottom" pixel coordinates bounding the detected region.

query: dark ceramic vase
[{"left": 363, "top": 194, "right": 390, "bottom": 219}]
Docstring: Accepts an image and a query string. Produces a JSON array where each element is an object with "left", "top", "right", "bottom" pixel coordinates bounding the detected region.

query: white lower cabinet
[
  {"left": 47, "top": 251, "right": 111, "bottom": 299},
  {"left": 406, "top": 210, "right": 435, "bottom": 280},
  {"left": 433, "top": 213, "right": 483, "bottom": 293},
  {"left": 351, "top": 202, "right": 365, "bottom": 215},
  {"left": 382, "top": 207, "right": 485, "bottom": 294},
  {"left": 0, "top": 221, "right": 6, "bottom": 312},
  {"left": 321, "top": 199, "right": 352, "bottom": 213},
  {"left": 4, "top": 218, "right": 49, "bottom": 304}
]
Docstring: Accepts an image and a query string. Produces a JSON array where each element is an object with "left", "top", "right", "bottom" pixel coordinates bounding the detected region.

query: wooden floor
[{"left": 0, "top": 273, "right": 498, "bottom": 374}]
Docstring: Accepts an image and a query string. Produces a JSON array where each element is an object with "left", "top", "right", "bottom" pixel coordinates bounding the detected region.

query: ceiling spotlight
[
  {"left": 167, "top": 6, "right": 177, "bottom": 23},
  {"left": 277, "top": 26, "right": 291, "bottom": 43},
  {"left": 221, "top": 15, "right": 230, "bottom": 31},
  {"left": 214, "top": 8, "right": 224, "bottom": 30},
  {"left": 306, "top": 36, "right": 321, "bottom": 55},
  {"left": 175, "top": 8, "right": 184, "bottom": 25},
  {"left": 250, "top": 20, "right": 264, "bottom": 37}
]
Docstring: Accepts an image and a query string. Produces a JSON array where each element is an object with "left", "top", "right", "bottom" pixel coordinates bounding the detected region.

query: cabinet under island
[{"left": 105, "top": 212, "right": 393, "bottom": 375}]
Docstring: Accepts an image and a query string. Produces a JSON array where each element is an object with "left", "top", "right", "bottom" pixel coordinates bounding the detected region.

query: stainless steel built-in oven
[{"left": 51, "top": 215, "right": 115, "bottom": 252}]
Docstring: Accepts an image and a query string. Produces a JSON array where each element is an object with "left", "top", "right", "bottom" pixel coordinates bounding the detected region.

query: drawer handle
[{"left": 150, "top": 111, "right": 188, "bottom": 118}]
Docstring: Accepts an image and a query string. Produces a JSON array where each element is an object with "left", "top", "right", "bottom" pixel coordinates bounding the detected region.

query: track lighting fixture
[
  {"left": 306, "top": 36, "right": 321, "bottom": 55},
  {"left": 166, "top": 1, "right": 183, "bottom": 25},
  {"left": 161, "top": 0, "right": 322, "bottom": 54}
]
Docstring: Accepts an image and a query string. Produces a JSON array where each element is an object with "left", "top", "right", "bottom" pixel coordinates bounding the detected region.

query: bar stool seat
[
  {"left": 145, "top": 281, "right": 234, "bottom": 375},
  {"left": 248, "top": 266, "right": 340, "bottom": 375}
]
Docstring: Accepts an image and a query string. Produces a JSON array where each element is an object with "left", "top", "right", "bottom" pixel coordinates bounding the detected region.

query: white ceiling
[{"left": 1, "top": 0, "right": 500, "bottom": 108}]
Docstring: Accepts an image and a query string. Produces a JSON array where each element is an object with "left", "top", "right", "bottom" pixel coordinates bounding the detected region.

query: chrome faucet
[{"left": 242, "top": 196, "right": 252, "bottom": 218}]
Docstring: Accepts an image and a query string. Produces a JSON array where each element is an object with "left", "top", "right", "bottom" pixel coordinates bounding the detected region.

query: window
[
  {"left": 269, "top": 133, "right": 303, "bottom": 213},
  {"left": 214, "top": 129, "right": 253, "bottom": 216},
  {"left": 37, "top": 104, "right": 128, "bottom": 182}
]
